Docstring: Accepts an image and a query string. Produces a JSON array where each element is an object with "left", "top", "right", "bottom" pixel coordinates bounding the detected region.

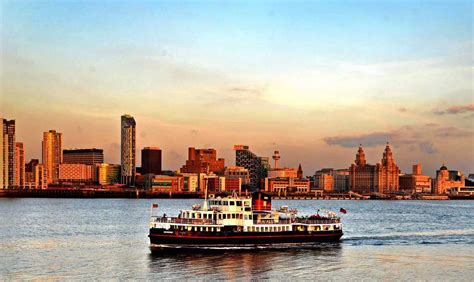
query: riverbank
[{"left": 1, "top": 188, "right": 472, "bottom": 200}]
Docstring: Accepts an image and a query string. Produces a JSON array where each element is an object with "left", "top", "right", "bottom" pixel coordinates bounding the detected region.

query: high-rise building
[
  {"left": 1, "top": 118, "right": 16, "bottom": 189},
  {"left": 14, "top": 142, "right": 25, "bottom": 188},
  {"left": 180, "top": 147, "right": 225, "bottom": 174},
  {"left": 141, "top": 147, "right": 162, "bottom": 175},
  {"left": 63, "top": 149, "right": 104, "bottom": 165},
  {"left": 42, "top": 130, "right": 63, "bottom": 184},
  {"left": 234, "top": 145, "right": 269, "bottom": 191},
  {"left": 349, "top": 143, "right": 400, "bottom": 194},
  {"left": 121, "top": 115, "right": 136, "bottom": 185}
]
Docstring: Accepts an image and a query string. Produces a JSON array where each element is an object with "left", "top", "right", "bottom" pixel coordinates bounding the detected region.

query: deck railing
[
  {"left": 253, "top": 218, "right": 339, "bottom": 225},
  {"left": 152, "top": 216, "right": 216, "bottom": 225}
]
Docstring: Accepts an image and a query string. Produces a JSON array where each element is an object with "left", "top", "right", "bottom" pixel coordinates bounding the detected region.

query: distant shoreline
[{"left": 0, "top": 188, "right": 472, "bottom": 200}]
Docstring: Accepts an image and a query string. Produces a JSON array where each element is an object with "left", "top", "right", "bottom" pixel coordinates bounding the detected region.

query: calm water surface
[{"left": 1, "top": 198, "right": 473, "bottom": 280}]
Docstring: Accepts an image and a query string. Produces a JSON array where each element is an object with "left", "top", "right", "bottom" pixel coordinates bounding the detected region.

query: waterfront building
[
  {"left": 349, "top": 144, "right": 400, "bottom": 194},
  {"left": 224, "top": 166, "right": 250, "bottom": 186},
  {"left": 399, "top": 164, "right": 432, "bottom": 194},
  {"left": 150, "top": 175, "right": 184, "bottom": 192},
  {"left": 297, "top": 164, "right": 303, "bottom": 179},
  {"left": 434, "top": 164, "right": 465, "bottom": 194},
  {"left": 235, "top": 145, "right": 269, "bottom": 191},
  {"left": 35, "top": 164, "right": 48, "bottom": 189},
  {"left": 224, "top": 178, "right": 242, "bottom": 193},
  {"left": 264, "top": 177, "right": 310, "bottom": 193},
  {"left": 25, "top": 159, "right": 39, "bottom": 188},
  {"left": 198, "top": 173, "right": 225, "bottom": 193},
  {"left": 1, "top": 118, "right": 16, "bottom": 189},
  {"left": 58, "top": 164, "right": 93, "bottom": 183},
  {"left": 180, "top": 173, "right": 199, "bottom": 192},
  {"left": 121, "top": 114, "right": 136, "bottom": 186},
  {"left": 95, "top": 163, "right": 121, "bottom": 185},
  {"left": 180, "top": 147, "right": 225, "bottom": 174},
  {"left": 63, "top": 148, "right": 104, "bottom": 165},
  {"left": 42, "top": 130, "right": 63, "bottom": 184},
  {"left": 314, "top": 168, "right": 334, "bottom": 192},
  {"left": 14, "top": 142, "right": 25, "bottom": 188},
  {"left": 141, "top": 147, "right": 162, "bottom": 175}
]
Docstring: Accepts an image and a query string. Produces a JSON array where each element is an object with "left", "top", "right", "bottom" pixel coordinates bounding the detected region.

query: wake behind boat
[{"left": 148, "top": 192, "right": 343, "bottom": 250}]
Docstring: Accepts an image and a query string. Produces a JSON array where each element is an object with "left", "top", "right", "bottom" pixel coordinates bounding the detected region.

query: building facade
[
  {"left": 434, "top": 165, "right": 465, "bottom": 194},
  {"left": 63, "top": 148, "right": 104, "bottom": 165},
  {"left": 315, "top": 169, "right": 334, "bottom": 192},
  {"left": 14, "top": 142, "right": 25, "bottom": 188},
  {"left": 95, "top": 163, "right": 121, "bottom": 185},
  {"left": 58, "top": 164, "right": 93, "bottom": 183},
  {"left": 264, "top": 177, "right": 310, "bottom": 193},
  {"left": 25, "top": 159, "right": 39, "bottom": 188},
  {"left": 121, "top": 114, "right": 136, "bottom": 186},
  {"left": 349, "top": 144, "right": 400, "bottom": 194},
  {"left": 180, "top": 147, "right": 225, "bottom": 174},
  {"left": 224, "top": 166, "right": 250, "bottom": 186},
  {"left": 150, "top": 175, "right": 184, "bottom": 193},
  {"left": 42, "top": 130, "right": 63, "bottom": 184},
  {"left": 399, "top": 164, "right": 432, "bottom": 194},
  {"left": 141, "top": 147, "right": 162, "bottom": 175},
  {"left": 1, "top": 118, "right": 16, "bottom": 189},
  {"left": 234, "top": 145, "right": 269, "bottom": 191},
  {"left": 35, "top": 164, "right": 48, "bottom": 189}
]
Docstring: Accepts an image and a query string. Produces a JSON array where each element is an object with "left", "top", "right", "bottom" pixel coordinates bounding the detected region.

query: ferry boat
[{"left": 149, "top": 192, "right": 343, "bottom": 250}]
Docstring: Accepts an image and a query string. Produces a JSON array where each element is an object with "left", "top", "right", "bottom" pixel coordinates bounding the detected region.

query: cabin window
[
  {"left": 223, "top": 201, "right": 228, "bottom": 205},
  {"left": 230, "top": 201, "right": 235, "bottom": 206},
  {"left": 236, "top": 201, "right": 242, "bottom": 206},
  {"left": 232, "top": 214, "right": 236, "bottom": 219}
]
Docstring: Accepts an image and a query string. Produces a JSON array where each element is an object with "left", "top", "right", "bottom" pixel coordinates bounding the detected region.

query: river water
[{"left": 1, "top": 198, "right": 473, "bottom": 280}]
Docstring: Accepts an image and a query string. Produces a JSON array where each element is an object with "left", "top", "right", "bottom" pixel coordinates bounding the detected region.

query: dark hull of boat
[{"left": 149, "top": 229, "right": 343, "bottom": 250}]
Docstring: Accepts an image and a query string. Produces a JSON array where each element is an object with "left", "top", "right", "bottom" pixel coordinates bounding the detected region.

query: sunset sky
[{"left": 1, "top": 1, "right": 473, "bottom": 177}]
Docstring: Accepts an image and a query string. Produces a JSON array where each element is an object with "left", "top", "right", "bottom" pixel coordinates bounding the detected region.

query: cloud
[
  {"left": 323, "top": 124, "right": 473, "bottom": 155},
  {"left": 323, "top": 132, "right": 394, "bottom": 148},
  {"left": 434, "top": 104, "right": 474, "bottom": 115},
  {"left": 418, "top": 142, "right": 438, "bottom": 154}
]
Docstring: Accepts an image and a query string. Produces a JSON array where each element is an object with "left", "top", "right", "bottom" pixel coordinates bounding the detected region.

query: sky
[{"left": 1, "top": 0, "right": 473, "bottom": 177}]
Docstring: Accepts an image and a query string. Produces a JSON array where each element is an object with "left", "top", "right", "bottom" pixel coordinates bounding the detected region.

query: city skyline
[{"left": 1, "top": 1, "right": 473, "bottom": 177}]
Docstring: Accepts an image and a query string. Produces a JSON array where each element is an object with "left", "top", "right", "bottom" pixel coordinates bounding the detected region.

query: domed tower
[
  {"left": 355, "top": 145, "right": 366, "bottom": 166},
  {"left": 382, "top": 142, "right": 394, "bottom": 166},
  {"left": 297, "top": 163, "right": 303, "bottom": 179}
]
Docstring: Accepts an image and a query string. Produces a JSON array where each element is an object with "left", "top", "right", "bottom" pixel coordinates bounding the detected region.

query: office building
[
  {"left": 63, "top": 148, "right": 104, "bottom": 165},
  {"left": 42, "top": 130, "right": 63, "bottom": 184},
  {"left": 95, "top": 163, "right": 121, "bottom": 185},
  {"left": 234, "top": 145, "right": 269, "bottom": 191},
  {"left": 121, "top": 114, "right": 136, "bottom": 185},
  {"left": 180, "top": 147, "right": 225, "bottom": 174},
  {"left": 141, "top": 147, "right": 162, "bottom": 175},
  {"left": 35, "top": 164, "right": 48, "bottom": 189},
  {"left": 434, "top": 164, "right": 465, "bottom": 194},
  {"left": 399, "top": 164, "right": 432, "bottom": 194},
  {"left": 224, "top": 166, "right": 250, "bottom": 187},
  {"left": 349, "top": 143, "right": 400, "bottom": 194},
  {"left": 58, "top": 164, "right": 93, "bottom": 183},
  {"left": 25, "top": 159, "right": 39, "bottom": 188}
]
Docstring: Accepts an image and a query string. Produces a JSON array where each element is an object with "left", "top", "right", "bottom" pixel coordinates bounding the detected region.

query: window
[
  {"left": 223, "top": 201, "right": 228, "bottom": 205},
  {"left": 230, "top": 201, "right": 235, "bottom": 206}
]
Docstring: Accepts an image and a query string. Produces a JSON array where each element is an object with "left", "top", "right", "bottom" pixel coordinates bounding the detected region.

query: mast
[{"left": 203, "top": 175, "right": 208, "bottom": 210}]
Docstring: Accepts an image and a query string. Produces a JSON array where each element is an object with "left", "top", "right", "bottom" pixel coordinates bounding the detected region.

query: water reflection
[{"left": 148, "top": 243, "right": 343, "bottom": 279}]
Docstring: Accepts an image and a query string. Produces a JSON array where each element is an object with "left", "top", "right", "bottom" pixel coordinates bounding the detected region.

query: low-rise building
[
  {"left": 35, "top": 164, "right": 48, "bottom": 189},
  {"left": 150, "top": 175, "right": 184, "bottom": 192},
  {"left": 434, "top": 165, "right": 465, "bottom": 194},
  {"left": 95, "top": 163, "right": 121, "bottom": 185},
  {"left": 58, "top": 164, "right": 93, "bottom": 183},
  {"left": 399, "top": 164, "right": 432, "bottom": 194},
  {"left": 264, "top": 177, "right": 310, "bottom": 193}
]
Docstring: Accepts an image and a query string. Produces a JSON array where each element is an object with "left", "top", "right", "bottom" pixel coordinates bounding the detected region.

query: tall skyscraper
[
  {"left": 234, "top": 145, "right": 269, "bottom": 191},
  {"left": 141, "top": 147, "right": 162, "bottom": 175},
  {"left": 121, "top": 114, "right": 136, "bottom": 185},
  {"left": 1, "top": 118, "right": 16, "bottom": 189},
  {"left": 14, "top": 142, "right": 25, "bottom": 188},
  {"left": 42, "top": 130, "right": 63, "bottom": 184},
  {"left": 63, "top": 148, "right": 104, "bottom": 165}
]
